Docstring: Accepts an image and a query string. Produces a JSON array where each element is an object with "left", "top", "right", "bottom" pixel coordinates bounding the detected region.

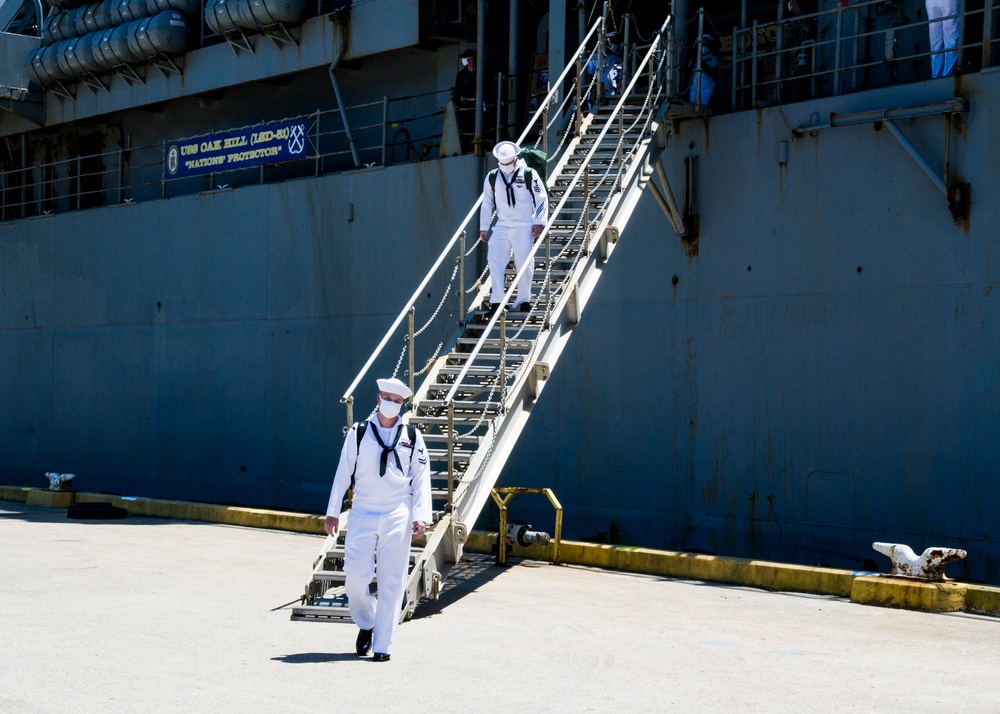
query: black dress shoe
[
  {"left": 355, "top": 628, "right": 373, "bottom": 656},
  {"left": 484, "top": 303, "right": 502, "bottom": 318},
  {"left": 517, "top": 301, "right": 531, "bottom": 312},
  {"left": 372, "top": 653, "right": 391, "bottom": 662}
]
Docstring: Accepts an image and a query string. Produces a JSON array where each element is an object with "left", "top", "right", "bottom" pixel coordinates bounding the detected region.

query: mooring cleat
[
  {"left": 44, "top": 472, "right": 75, "bottom": 491},
  {"left": 872, "top": 542, "right": 967, "bottom": 581}
]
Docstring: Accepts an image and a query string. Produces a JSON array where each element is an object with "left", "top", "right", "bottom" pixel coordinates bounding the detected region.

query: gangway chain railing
[{"left": 292, "top": 11, "right": 675, "bottom": 623}]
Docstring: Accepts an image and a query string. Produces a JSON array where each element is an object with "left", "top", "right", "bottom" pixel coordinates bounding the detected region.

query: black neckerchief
[
  {"left": 497, "top": 166, "right": 518, "bottom": 208},
  {"left": 368, "top": 420, "right": 403, "bottom": 476}
]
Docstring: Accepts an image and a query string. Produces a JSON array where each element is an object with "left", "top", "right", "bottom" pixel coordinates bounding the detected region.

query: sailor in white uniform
[
  {"left": 324, "top": 377, "right": 432, "bottom": 662},
  {"left": 926, "top": 0, "right": 960, "bottom": 78},
  {"left": 479, "top": 140, "right": 548, "bottom": 313}
]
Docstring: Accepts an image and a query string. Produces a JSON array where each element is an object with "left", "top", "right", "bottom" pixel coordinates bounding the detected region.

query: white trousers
[
  {"left": 343, "top": 503, "right": 412, "bottom": 655},
  {"left": 926, "top": 0, "right": 960, "bottom": 78},
  {"left": 487, "top": 224, "right": 535, "bottom": 306}
]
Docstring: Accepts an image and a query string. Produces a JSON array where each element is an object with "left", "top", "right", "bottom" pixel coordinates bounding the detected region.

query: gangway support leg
[
  {"left": 528, "top": 362, "right": 550, "bottom": 400},
  {"left": 599, "top": 226, "right": 619, "bottom": 261},
  {"left": 443, "top": 515, "right": 468, "bottom": 563},
  {"left": 653, "top": 161, "right": 687, "bottom": 237},
  {"left": 566, "top": 283, "right": 581, "bottom": 325}
]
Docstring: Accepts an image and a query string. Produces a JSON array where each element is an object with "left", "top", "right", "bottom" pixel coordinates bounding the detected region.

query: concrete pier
[{"left": 2, "top": 502, "right": 999, "bottom": 713}]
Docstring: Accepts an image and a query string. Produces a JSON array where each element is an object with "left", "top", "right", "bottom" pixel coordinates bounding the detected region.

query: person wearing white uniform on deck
[
  {"left": 926, "top": 0, "right": 960, "bottom": 78},
  {"left": 479, "top": 140, "right": 548, "bottom": 315},
  {"left": 324, "top": 377, "right": 431, "bottom": 662}
]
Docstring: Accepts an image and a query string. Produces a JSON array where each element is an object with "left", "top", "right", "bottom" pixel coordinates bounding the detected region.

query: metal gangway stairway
[{"left": 291, "top": 13, "right": 677, "bottom": 623}]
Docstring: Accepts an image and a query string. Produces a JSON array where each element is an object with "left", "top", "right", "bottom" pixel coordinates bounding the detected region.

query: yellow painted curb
[
  {"left": 962, "top": 584, "right": 1000, "bottom": 616},
  {"left": 466, "top": 531, "right": 855, "bottom": 597},
  {"left": 1, "top": 485, "right": 325, "bottom": 535},
  {"left": 25, "top": 490, "right": 75, "bottom": 508},
  {"left": 850, "top": 575, "right": 967, "bottom": 612},
  {"left": 73, "top": 493, "right": 327, "bottom": 534},
  {"left": 0, "top": 485, "right": 31, "bottom": 503}
]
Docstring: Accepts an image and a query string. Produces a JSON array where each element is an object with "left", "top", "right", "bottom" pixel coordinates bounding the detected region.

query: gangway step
[
  {"left": 417, "top": 398, "right": 503, "bottom": 412},
  {"left": 409, "top": 414, "right": 494, "bottom": 427},
  {"left": 461, "top": 326, "right": 544, "bottom": 341},
  {"left": 569, "top": 146, "right": 629, "bottom": 155},
  {"left": 425, "top": 373, "right": 503, "bottom": 386},
  {"left": 465, "top": 310, "right": 544, "bottom": 324},
  {"left": 553, "top": 177, "right": 618, "bottom": 188},
  {"left": 550, "top": 186, "right": 617, "bottom": 196},
  {"left": 579, "top": 133, "right": 643, "bottom": 144},
  {"left": 464, "top": 315, "right": 545, "bottom": 328},
  {"left": 443, "top": 356, "right": 526, "bottom": 370},
  {"left": 434, "top": 365, "right": 507, "bottom": 376},
  {"left": 290, "top": 604, "right": 353, "bottom": 622},
  {"left": 420, "top": 431, "right": 481, "bottom": 445},
  {"left": 456, "top": 337, "right": 534, "bottom": 350},
  {"left": 426, "top": 448, "right": 473, "bottom": 463},
  {"left": 502, "top": 267, "right": 573, "bottom": 278},
  {"left": 424, "top": 382, "right": 494, "bottom": 398}
]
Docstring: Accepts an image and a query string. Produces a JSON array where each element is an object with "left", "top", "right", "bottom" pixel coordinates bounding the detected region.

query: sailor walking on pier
[
  {"left": 480, "top": 141, "right": 548, "bottom": 314},
  {"left": 324, "top": 378, "right": 431, "bottom": 662}
]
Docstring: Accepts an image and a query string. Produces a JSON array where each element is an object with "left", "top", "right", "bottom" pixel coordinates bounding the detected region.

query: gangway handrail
[
  {"left": 339, "top": 15, "right": 606, "bottom": 408},
  {"left": 441, "top": 15, "right": 672, "bottom": 410}
]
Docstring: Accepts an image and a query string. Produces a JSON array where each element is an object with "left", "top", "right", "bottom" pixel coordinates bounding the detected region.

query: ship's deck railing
[
  {"left": 0, "top": 87, "right": 464, "bottom": 221},
  {"left": 690, "top": 0, "right": 1000, "bottom": 112}
]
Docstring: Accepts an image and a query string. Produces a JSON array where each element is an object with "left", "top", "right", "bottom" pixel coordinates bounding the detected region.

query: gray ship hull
[
  {"left": 505, "top": 72, "right": 1000, "bottom": 584},
  {"left": 3, "top": 38, "right": 999, "bottom": 585}
]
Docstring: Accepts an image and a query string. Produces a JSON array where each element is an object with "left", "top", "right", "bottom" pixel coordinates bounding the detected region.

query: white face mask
[
  {"left": 500, "top": 161, "right": 518, "bottom": 176},
  {"left": 461, "top": 57, "right": 471, "bottom": 68},
  {"left": 378, "top": 397, "right": 403, "bottom": 419}
]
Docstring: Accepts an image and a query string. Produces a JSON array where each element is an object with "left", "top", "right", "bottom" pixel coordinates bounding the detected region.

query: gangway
[{"left": 291, "top": 12, "right": 677, "bottom": 623}]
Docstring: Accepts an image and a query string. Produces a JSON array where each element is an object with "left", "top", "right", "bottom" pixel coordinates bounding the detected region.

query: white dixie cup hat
[
  {"left": 492, "top": 141, "right": 521, "bottom": 165},
  {"left": 376, "top": 377, "right": 413, "bottom": 399}
]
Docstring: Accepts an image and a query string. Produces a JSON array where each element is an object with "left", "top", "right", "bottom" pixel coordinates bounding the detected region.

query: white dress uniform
[
  {"left": 480, "top": 152, "right": 548, "bottom": 307},
  {"left": 926, "top": 0, "right": 960, "bottom": 78},
  {"left": 325, "top": 413, "right": 432, "bottom": 656}
]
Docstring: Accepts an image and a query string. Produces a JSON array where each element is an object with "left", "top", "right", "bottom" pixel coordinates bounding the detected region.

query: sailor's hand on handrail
[
  {"left": 532, "top": 224, "right": 543, "bottom": 239},
  {"left": 412, "top": 521, "right": 427, "bottom": 537},
  {"left": 479, "top": 230, "right": 489, "bottom": 242},
  {"left": 324, "top": 516, "right": 339, "bottom": 536}
]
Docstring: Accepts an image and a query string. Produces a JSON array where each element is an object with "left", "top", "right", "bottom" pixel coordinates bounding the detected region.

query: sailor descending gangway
[{"left": 291, "top": 12, "right": 678, "bottom": 623}]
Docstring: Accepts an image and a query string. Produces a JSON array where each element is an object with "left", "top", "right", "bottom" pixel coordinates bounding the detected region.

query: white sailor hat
[
  {"left": 377, "top": 377, "right": 412, "bottom": 399},
  {"left": 492, "top": 141, "right": 521, "bottom": 164}
]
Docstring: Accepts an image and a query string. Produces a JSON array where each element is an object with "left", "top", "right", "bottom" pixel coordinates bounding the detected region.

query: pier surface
[{"left": 2, "top": 502, "right": 998, "bottom": 713}]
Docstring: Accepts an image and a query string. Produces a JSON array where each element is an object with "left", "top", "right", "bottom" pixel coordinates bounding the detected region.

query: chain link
[
  {"left": 413, "top": 261, "right": 458, "bottom": 339},
  {"left": 466, "top": 264, "right": 489, "bottom": 295},
  {"left": 390, "top": 339, "right": 408, "bottom": 380}
]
